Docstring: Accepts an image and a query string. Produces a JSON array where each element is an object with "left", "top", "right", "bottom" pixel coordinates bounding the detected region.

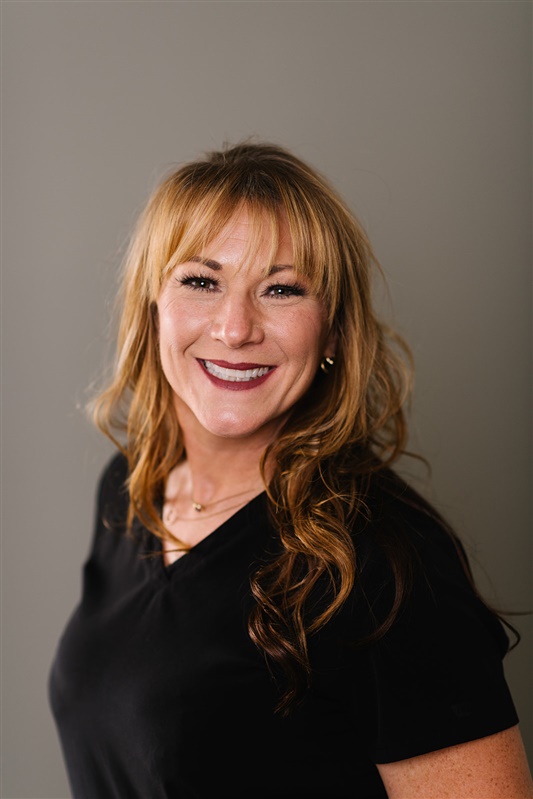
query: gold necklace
[
  {"left": 190, "top": 485, "right": 261, "bottom": 513},
  {"left": 163, "top": 486, "right": 262, "bottom": 524}
]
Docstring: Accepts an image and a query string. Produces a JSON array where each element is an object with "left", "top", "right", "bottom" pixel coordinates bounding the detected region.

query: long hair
[{"left": 92, "top": 140, "right": 419, "bottom": 712}]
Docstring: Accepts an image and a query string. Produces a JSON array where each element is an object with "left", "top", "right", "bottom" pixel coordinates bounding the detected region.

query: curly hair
[{"left": 91, "top": 140, "right": 415, "bottom": 713}]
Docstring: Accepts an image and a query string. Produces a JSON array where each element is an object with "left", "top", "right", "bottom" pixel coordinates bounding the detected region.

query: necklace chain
[
  {"left": 163, "top": 485, "right": 262, "bottom": 524},
  {"left": 190, "top": 485, "right": 260, "bottom": 513}
]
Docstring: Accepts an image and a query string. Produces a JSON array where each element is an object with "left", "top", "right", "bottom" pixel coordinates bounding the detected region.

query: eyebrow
[
  {"left": 268, "top": 264, "right": 294, "bottom": 275},
  {"left": 188, "top": 256, "right": 294, "bottom": 275},
  {"left": 189, "top": 256, "right": 222, "bottom": 271}
]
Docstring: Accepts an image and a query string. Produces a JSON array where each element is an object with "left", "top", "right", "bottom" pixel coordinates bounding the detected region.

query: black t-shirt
[{"left": 49, "top": 453, "right": 518, "bottom": 798}]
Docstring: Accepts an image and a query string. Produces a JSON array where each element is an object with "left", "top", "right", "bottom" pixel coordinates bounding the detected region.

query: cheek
[
  {"left": 157, "top": 320, "right": 175, "bottom": 368},
  {"left": 157, "top": 301, "right": 195, "bottom": 349},
  {"left": 156, "top": 308, "right": 182, "bottom": 378},
  {"left": 283, "top": 313, "right": 329, "bottom": 363},
  {"left": 159, "top": 315, "right": 177, "bottom": 344}
]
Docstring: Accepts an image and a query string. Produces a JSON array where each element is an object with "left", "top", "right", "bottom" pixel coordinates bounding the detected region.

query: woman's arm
[{"left": 377, "top": 726, "right": 533, "bottom": 799}]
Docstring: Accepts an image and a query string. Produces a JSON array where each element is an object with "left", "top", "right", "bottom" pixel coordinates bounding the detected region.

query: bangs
[
  {"left": 281, "top": 188, "right": 341, "bottom": 324},
  {"left": 161, "top": 197, "right": 282, "bottom": 285},
  {"left": 141, "top": 163, "right": 342, "bottom": 322}
]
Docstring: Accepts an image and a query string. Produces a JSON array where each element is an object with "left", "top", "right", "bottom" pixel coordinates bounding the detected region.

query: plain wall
[{"left": 2, "top": 2, "right": 531, "bottom": 796}]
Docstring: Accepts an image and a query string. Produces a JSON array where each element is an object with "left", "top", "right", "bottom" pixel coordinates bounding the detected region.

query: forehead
[
  {"left": 195, "top": 207, "right": 293, "bottom": 274},
  {"left": 203, "top": 207, "right": 286, "bottom": 246}
]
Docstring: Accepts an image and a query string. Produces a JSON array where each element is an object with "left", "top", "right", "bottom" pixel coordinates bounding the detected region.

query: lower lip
[{"left": 198, "top": 360, "right": 275, "bottom": 391}]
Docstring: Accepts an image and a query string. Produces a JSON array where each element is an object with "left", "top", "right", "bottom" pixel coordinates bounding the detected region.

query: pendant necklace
[{"left": 163, "top": 485, "right": 262, "bottom": 524}]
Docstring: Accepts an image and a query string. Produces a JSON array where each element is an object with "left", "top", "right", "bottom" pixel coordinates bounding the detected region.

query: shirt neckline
[{"left": 152, "top": 491, "right": 267, "bottom": 581}]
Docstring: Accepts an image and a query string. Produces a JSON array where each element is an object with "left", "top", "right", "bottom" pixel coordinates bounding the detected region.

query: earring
[{"left": 320, "top": 356, "right": 335, "bottom": 374}]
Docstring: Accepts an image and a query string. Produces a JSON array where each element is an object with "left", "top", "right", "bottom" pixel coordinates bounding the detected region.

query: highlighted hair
[{"left": 91, "top": 141, "right": 414, "bottom": 713}]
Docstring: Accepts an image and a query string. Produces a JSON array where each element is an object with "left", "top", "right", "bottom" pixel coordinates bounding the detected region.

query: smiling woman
[
  {"left": 157, "top": 209, "right": 334, "bottom": 443},
  {"left": 48, "top": 142, "right": 533, "bottom": 799}
]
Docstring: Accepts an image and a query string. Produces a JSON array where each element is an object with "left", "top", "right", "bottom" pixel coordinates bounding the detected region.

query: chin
[
  {"left": 201, "top": 414, "right": 278, "bottom": 441},
  {"left": 207, "top": 424, "right": 264, "bottom": 440}
]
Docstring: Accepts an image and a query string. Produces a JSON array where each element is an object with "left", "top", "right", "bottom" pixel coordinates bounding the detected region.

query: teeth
[{"left": 203, "top": 361, "right": 271, "bottom": 382}]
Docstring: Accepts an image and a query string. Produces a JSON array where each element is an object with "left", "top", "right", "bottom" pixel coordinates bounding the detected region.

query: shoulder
[
  {"left": 354, "top": 468, "right": 484, "bottom": 609},
  {"left": 345, "top": 470, "right": 518, "bottom": 763},
  {"left": 348, "top": 467, "right": 512, "bottom": 665},
  {"left": 98, "top": 449, "right": 129, "bottom": 490},
  {"left": 94, "top": 450, "right": 130, "bottom": 533}
]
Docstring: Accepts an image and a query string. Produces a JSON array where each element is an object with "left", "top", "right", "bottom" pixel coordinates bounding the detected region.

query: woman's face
[{"left": 156, "top": 207, "right": 336, "bottom": 446}]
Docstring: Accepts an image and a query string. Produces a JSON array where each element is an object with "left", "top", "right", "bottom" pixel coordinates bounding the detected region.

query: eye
[
  {"left": 178, "top": 273, "right": 219, "bottom": 292},
  {"left": 264, "top": 282, "right": 307, "bottom": 299}
]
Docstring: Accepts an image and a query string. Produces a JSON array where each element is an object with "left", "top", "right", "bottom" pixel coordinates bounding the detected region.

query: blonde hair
[{"left": 92, "top": 141, "right": 413, "bottom": 712}]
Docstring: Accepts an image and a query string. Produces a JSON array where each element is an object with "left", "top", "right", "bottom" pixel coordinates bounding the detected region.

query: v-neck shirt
[{"left": 49, "top": 452, "right": 518, "bottom": 798}]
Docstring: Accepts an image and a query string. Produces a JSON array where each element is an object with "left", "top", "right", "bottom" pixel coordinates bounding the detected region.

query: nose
[{"left": 210, "top": 292, "right": 264, "bottom": 349}]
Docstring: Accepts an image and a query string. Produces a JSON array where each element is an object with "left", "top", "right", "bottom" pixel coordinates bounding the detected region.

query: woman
[{"left": 49, "top": 142, "right": 533, "bottom": 798}]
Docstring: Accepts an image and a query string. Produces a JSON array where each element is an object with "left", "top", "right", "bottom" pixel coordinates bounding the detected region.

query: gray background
[{"left": 2, "top": 1, "right": 531, "bottom": 796}]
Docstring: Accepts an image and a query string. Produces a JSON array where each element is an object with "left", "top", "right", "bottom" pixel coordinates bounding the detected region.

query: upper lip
[{"left": 200, "top": 359, "right": 273, "bottom": 370}]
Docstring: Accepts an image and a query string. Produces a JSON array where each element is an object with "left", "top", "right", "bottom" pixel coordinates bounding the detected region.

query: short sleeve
[{"left": 350, "top": 515, "right": 519, "bottom": 764}]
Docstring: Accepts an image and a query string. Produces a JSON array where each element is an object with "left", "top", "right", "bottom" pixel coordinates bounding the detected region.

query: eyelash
[
  {"left": 177, "top": 273, "right": 307, "bottom": 298},
  {"left": 178, "top": 274, "right": 218, "bottom": 292}
]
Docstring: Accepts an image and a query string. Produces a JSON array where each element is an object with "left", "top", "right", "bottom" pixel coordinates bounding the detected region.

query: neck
[
  {"left": 169, "top": 400, "right": 285, "bottom": 503},
  {"left": 167, "top": 428, "right": 275, "bottom": 511}
]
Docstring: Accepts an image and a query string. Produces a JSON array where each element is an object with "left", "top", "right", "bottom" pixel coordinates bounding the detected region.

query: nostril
[{"left": 211, "top": 307, "right": 264, "bottom": 346}]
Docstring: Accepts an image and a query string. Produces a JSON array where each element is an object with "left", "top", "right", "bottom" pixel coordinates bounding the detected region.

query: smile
[{"left": 202, "top": 360, "right": 272, "bottom": 382}]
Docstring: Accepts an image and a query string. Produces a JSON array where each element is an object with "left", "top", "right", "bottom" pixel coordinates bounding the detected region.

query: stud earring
[{"left": 320, "top": 356, "right": 335, "bottom": 374}]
